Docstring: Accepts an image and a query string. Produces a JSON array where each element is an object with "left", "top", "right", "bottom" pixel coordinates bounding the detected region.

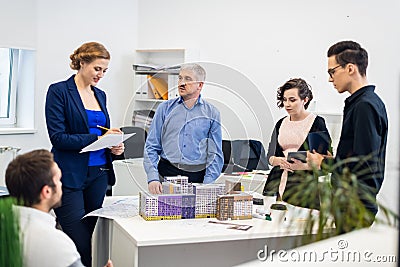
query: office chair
[
  {"left": 114, "top": 126, "right": 147, "bottom": 159},
  {"left": 107, "top": 126, "right": 147, "bottom": 196},
  {"left": 222, "top": 139, "right": 269, "bottom": 173}
]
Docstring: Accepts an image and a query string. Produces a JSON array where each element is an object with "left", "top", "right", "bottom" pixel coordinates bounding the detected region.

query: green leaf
[{"left": 0, "top": 197, "right": 23, "bottom": 267}]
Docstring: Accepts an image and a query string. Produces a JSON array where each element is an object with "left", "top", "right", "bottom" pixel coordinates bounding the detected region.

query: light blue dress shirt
[{"left": 144, "top": 96, "right": 223, "bottom": 184}]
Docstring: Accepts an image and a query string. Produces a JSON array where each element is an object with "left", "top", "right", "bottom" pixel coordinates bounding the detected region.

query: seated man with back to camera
[
  {"left": 144, "top": 63, "right": 224, "bottom": 194},
  {"left": 5, "top": 149, "right": 113, "bottom": 267}
]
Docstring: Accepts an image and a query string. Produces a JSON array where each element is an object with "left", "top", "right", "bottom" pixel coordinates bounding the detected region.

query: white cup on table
[
  {"left": 262, "top": 191, "right": 277, "bottom": 214},
  {"left": 269, "top": 203, "right": 287, "bottom": 227}
]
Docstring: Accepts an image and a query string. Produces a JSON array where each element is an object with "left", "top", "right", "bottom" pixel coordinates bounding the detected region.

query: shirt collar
[
  {"left": 14, "top": 205, "right": 56, "bottom": 226},
  {"left": 178, "top": 94, "right": 204, "bottom": 105},
  {"left": 345, "top": 85, "right": 375, "bottom": 106}
]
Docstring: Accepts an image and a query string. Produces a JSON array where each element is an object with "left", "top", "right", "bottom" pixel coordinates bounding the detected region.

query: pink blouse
[
  {"left": 277, "top": 113, "right": 316, "bottom": 197},
  {"left": 278, "top": 113, "right": 316, "bottom": 157}
]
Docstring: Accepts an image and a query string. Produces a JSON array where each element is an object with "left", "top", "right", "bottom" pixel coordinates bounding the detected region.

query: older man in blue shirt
[{"left": 144, "top": 63, "right": 223, "bottom": 194}]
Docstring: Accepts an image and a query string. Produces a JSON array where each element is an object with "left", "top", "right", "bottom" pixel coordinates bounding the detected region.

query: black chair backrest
[
  {"left": 115, "top": 126, "right": 147, "bottom": 159},
  {"left": 222, "top": 139, "right": 269, "bottom": 173}
]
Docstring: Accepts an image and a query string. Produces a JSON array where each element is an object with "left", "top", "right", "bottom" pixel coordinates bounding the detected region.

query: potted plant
[
  {"left": 0, "top": 197, "right": 23, "bottom": 267},
  {"left": 283, "top": 155, "right": 398, "bottom": 243}
]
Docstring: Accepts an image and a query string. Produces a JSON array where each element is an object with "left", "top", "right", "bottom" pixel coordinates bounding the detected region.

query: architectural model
[
  {"left": 216, "top": 192, "right": 253, "bottom": 220},
  {"left": 139, "top": 176, "right": 253, "bottom": 221}
]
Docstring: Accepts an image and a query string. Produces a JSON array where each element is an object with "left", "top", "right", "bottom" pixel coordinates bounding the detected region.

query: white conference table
[
  {"left": 235, "top": 224, "right": 398, "bottom": 266},
  {"left": 92, "top": 197, "right": 326, "bottom": 267}
]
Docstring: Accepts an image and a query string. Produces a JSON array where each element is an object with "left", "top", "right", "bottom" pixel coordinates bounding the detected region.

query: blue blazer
[{"left": 45, "top": 75, "right": 116, "bottom": 188}]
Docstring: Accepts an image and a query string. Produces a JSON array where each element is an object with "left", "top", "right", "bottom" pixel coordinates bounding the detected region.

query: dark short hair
[
  {"left": 5, "top": 149, "right": 55, "bottom": 207},
  {"left": 277, "top": 78, "right": 313, "bottom": 109},
  {"left": 327, "top": 40, "right": 368, "bottom": 76}
]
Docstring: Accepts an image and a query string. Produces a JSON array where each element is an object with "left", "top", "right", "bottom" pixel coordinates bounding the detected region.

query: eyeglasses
[{"left": 327, "top": 65, "right": 342, "bottom": 78}]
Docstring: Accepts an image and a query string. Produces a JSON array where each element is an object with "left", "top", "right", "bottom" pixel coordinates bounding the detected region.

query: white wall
[
  {"left": 0, "top": 0, "right": 37, "bottom": 151},
  {"left": 136, "top": 0, "right": 400, "bottom": 213},
  {"left": 0, "top": 0, "right": 138, "bottom": 154},
  {"left": 0, "top": 0, "right": 36, "bottom": 49},
  {"left": 0, "top": 0, "right": 398, "bottom": 214}
]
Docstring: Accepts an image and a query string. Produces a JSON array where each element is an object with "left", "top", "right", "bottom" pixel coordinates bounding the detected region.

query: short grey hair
[{"left": 180, "top": 63, "right": 206, "bottom": 82}]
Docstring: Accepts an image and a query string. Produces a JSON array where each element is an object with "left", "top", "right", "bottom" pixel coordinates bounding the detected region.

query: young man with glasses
[{"left": 308, "top": 40, "right": 388, "bottom": 232}]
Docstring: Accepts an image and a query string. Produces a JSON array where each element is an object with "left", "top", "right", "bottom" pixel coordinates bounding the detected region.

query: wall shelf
[{"left": 130, "top": 49, "right": 187, "bottom": 128}]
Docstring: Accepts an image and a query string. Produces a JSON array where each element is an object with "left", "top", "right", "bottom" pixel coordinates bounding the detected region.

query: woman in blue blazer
[{"left": 45, "top": 42, "right": 124, "bottom": 267}]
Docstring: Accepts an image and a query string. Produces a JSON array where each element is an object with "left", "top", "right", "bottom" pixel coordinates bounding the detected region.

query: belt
[{"left": 160, "top": 157, "right": 206, "bottom": 172}]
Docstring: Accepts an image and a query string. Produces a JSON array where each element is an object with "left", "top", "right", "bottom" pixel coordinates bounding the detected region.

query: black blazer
[
  {"left": 45, "top": 75, "right": 116, "bottom": 188},
  {"left": 263, "top": 115, "right": 332, "bottom": 209}
]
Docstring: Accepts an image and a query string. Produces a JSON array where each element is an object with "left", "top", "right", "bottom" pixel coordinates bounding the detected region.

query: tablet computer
[
  {"left": 287, "top": 151, "right": 307, "bottom": 163},
  {"left": 308, "top": 131, "right": 330, "bottom": 154}
]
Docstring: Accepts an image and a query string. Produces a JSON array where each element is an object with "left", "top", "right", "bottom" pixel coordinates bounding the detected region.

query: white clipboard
[{"left": 80, "top": 133, "right": 136, "bottom": 153}]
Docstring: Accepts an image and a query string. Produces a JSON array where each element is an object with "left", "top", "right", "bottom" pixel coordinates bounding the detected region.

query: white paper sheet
[
  {"left": 84, "top": 196, "right": 139, "bottom": 219},
  {"left": 80, "top": 133, "right": 136, "bottom": 153}
]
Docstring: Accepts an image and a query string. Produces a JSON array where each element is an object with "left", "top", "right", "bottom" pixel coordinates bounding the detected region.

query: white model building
[
  {"left": 163, "top": 175, "right": 192, "bottom": 194},
  {"left": 140, "top": 176, "right": 252, "bottom": 221}
]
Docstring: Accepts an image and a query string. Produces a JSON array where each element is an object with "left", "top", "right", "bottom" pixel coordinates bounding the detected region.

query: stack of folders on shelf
[
  {"left": 133, "top": 64, "right": 181, "bottom": 72},
  {"left": 132, "top": 110, "right": 155, "bottom": 130},
  {"left": 133, "top": 64, "right": 162, "bottom": 71},
  {"left": 147, "top": 75, "right": 168, "bottom": 100}
]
